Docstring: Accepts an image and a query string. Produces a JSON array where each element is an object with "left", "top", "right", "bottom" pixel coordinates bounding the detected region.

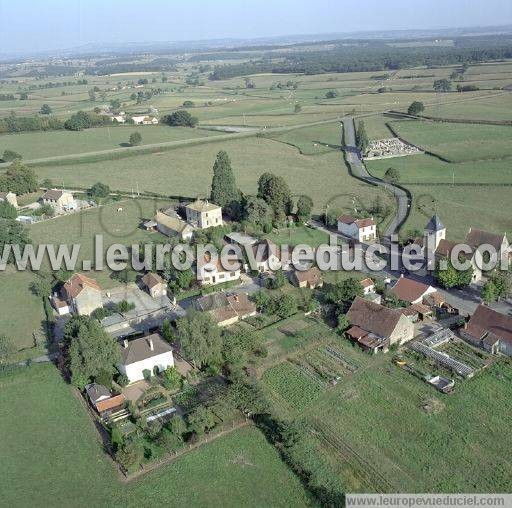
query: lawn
[
  {"left": 31, "top": 136, "right": 393, "bottom": 214},
  {"left": 389, "top": 120, "right": 512, "bottom": 162},
  {"left": 265, "top": 225, "right": 334, "bottom": 247},
  {"left": 0, "top": 364, "right": 311, "bottom": 507},
  {"left": 265, "top": 121, "right": 342, "bottom": 155},
  {"left": 0, "top": 269, "right": 46, "bottom": 351},
  {"left": 0, "top": 125, "right": 222, "bottom": 160},
  {"left": 305, "top": 359, "right": 512, "bottom": 492}
]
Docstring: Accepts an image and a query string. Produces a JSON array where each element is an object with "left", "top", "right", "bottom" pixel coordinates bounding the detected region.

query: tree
[
  {"left": 187, "top": 404, "right": 217, "bottom": 436},
  {"left": 257, "top": 172, "right": 293, "bottom": 225},
  {"left": 129, "top": 132, "right": 142, "bottom": 146},
  {"left": 243, "top": 196, "right": 272, "bottom": 229},
  {"left": 488, "top": 270, "right": 512, "bottom": 301},
  {"left": 383, "top": 167, "right": 400, "bottom": 185},
  {"left": 19, "top": 92, "right": 28, "bottom": 100},
  {"left": 325, "top": 278, "right": 364, "bottom": 315},
  {"left": 0, "top": 334, "right": 16, "bottom": 364},
  {"left": 0, "top": 201, "right": 17, "bottom": 219},
  {"left": 109, "top": 99, "right": 121, "bottom": 111},
  {"left": 88, "top": 182, "right": 110, "bottom": 199},
  {"left": 433, "top": 79, "right": 452, "bottom": 92},
  {"left": 210, "top": 150, "right": 240, "bottom": 210},
  {"left": 481, "top": 280, "right": 497, "bottom": 304},
  {"left": 182, "top": 100, "right": 194, "bottom": 107},
  {"left": 274, "top": 293, "right": 297, "bottom": 318},
  {"left": 435, "top": 257, "right": 473, "bottom": 289},
  {"left": 115, "top": 440, "right": 143, "bottom": 471},
  {"left": 407, "top": 101, "right": 424, "bottom": 116},
  {"left": 162, "top": 366, "right": 182, "bottom": 391},
  {"left": 39, "top": 104, "right": 52, "bottom": 115},
  {"left": 296, "top": 195, "right": 313, "bottom": 223},
  {"left": 0, "top": 219, "right": 31, "bottom": 265},
  {"left": 293, "top": 103, "right": 302, "bottom": 113},
  {"left": 176, "top": 311, "right": 222, "bottom": 368},
  {"left": 2, "top": 149, "right": 22, "bottom": 162},
  {"left": 65, "top": 316, "right": 121, "bottom": 388},
  {"left": 30, "top": 276, "right": 52, "bottom": 299},
  {"left": 355, "top": 121, "right": 369, "bottom": 155},
  {"left": 162, "top": 110, "right": 198, "bottom": 127},
  {"left": 168, "top": 415, "right": 187, "bottom": 439},
  {"left": 0, "top": 159, "right": 38, "bottom": 195},
  {"left": 325, "top": 90, "right": 338, "bottom": 99}
]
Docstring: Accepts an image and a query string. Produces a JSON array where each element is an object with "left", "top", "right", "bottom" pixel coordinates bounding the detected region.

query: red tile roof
[
  {"left": 96, "top": 394, "right": 126, "bottom": 413},
  {"left": 390, "top": 277, "right": 433, "bottom": 304},
  {"left": 63, "top": 274, "right": 101, "bottom": 299},
  {"left": 360, "top": 278, "right": 374, "bottom": 289},
  {"left": 347, "top": 297, "right": 403, "bottom": 339},
  {"left": 465, "top": 305, "right": 512, "bottom": 346}
]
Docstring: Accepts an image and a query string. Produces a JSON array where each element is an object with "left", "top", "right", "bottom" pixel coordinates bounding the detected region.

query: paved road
[{"left": 341, "top": 116, "right": 410, "bottom": 239}]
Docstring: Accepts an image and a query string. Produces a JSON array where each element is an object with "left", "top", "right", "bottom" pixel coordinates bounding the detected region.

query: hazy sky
[{"left": 1, "top": 0, "right": 512, "bottom": 53}]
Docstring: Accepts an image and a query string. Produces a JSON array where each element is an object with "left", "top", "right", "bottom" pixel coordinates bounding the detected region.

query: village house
[
  {"left": 346, "top": 297, "right": 414, "bottom": 353},
  {"left": 250, "top": 239, "right": 291, "bottom": 273},
  {"left": 155, "top": 208, "right": 194, "bottom": 241},
  {"left": 85, "top": 383, "right": 126, "bottom": 418},
  {"left": 337, "top": 215, "right": 377, "bottom": 243},
  {"left": 40, "top": 189, "right": 77, "bottom": 212},
  {"left": 390, "top": 275, "right": 437, "bottom": 305},
  {"left": 461, "top": 305, "right": 512, "bottom": 356},
  {"left": 185, "top": 199, "right": 223, "bottom": 229},
  {"left": 117, "top": 333, "right": 174, "bottom": 383},
  {"left": 0, "top": 191, "right": 18, "bottom": 208},
  {"left": 290, "top": 267, "right": 323, "bottom": 289},
  {"left": 360, "top": 278, "right": 375, "bottom": 295},
  {"left": 465, "top": 228, "right": 511, "bottom": 266},
  {"left": 224, "top": 231, "right": 257, "bottom": 247},
  {"left": 142, "top": 272, "right": 167, "bottom": 299},
  {"left": 54, "top": 273, "right": 103, "bottom": 316},
  {"left": 195, "top": 292, "right": 257, "bottom": 327},
  {"left": 196, "top": 253, "right": 241, "bottom": 286},
  {"left": 131, "top": 115, "right": 158, "bottom": 125}
]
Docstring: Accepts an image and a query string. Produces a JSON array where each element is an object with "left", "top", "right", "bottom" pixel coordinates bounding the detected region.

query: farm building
[
  {"left": 250, "top": 239, "right": 291, "bottom": 272},
  {"left": 85, "top": 383, "right": 126, "bottom": 417},
  {"left": 461, "top": 305, "right": 512, "bottom": 355},
  {"left": 465, "top": 228, "right": 511, "bottom": 264},
  {"left": 390, "top": 275, "right": 437, "bottom": 305},
  {"left": 117, "top": 333, "right": 174, "bottom": 383},
  {"left": 155, "top": 209, "right": 194, "bottom": 240},
  {"left": 131, "top": 115, "right": 158, "bottom": 125},
  {"left": 337, "top": 215, "right": 377, "bottom": 243},
  {"left": 346, "top": 297, "right": 414, "bottom": 352}
]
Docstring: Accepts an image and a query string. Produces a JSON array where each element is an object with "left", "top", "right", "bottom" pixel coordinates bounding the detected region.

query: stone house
[
  {"left": 60, "top": 273, "right": 102, "bottom": 316},
  {"left": 185, "top": 199, "right": 223, "bottom": 229},
  {"left": 155, "top": 209, "right": 194, "bottom": 241},
  {"left": 196, "top": 254, "right": 241, "bottom": 286},
  {"left": 40, "top": 189, "right": 76, "bottom": 211},
  {"left": 142, "top": 272, "right": 167, "bottom": 299},
  {"left": 290, "top": 267, "right": 323, "bottom": 289},
  {"left": 0, "top": 191, "right": 18, "bottom": 208},
  {"left": 195, "top": 292, "right": 257, "bottom": 327},
  {"left": 390, "top": 275, "right": 437, "bottom": 305},
  {"left": 131, "top": 115, "right": 158, "bottom": 125},
  {"left": 346, "top": 297, "right": 414, "bottom": 352}
]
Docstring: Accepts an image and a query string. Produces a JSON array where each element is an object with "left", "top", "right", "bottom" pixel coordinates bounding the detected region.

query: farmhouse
[
  {"left": 461, "top": 305, "right": 512, "bottom": 356},
  {"left": 0, "top": 191, "right": 18, "bottom": 208},
  {"left": 131, "top": 115, "right": 158, "bottom": 125},
  {"left": 155, "top": 209, "right": 194, "bottom": 240},
  {"left": 465, "top": 228, "right": 511, "bottom": 264},
  {"left": 346, "top": 297, "right": 414, "bottom": 352},
  {"left": 185, "top": 199, "right": 223, "bottom": 229},
  {"left": 117, "top": 333, "right": 174, "bottom": 383},
  {"left": 291, "top": 267, "right": 323, "bottom": 289},
  {"left": 225, "top": 231, "right": 257, "bottom": 247},
  {"left": 142, "top": 272, "right": 167, "bottom": 299},
  {"left": 195, "top": 292, "right": 257, "bottom": 326},
  {"left": 40, "top": 189, "right": 76, "bottom": 212},
  {"left": 337, "top": 215, "right": 377, "bottom": 243},
  {"left": 196, "top": 254, "right": 241, "bottom": 286},
  {"left": 390, "top": 275, "right": 437, "bottom": 305},
  {"left": 433, "top": 238, "right": 483, "bottom": 283},
  {"left": 58, "top": 273, "right": 102, "bottom": 316}
]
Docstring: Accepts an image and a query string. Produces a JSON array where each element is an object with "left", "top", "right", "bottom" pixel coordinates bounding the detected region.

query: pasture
[
  {"left": 31, "top": 136, "right": 394, "bottom": 214},
  {"left": 0, "top": 364, "right": 310, "bottom": 507}
]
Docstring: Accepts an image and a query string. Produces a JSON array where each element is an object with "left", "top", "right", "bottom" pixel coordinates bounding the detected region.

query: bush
[
  {"left": 115, "top": 300, "right": 135, "bottom": 314},
  {"left": 142, "top": 369, "right": 152, "bottom": 381},
  {"left": 2, "top": 149, "right": 22, "bottom": 162},
  {"left": 0, "top": 201, "right": 17, "bottom": 219},
  {"left": 88, "top": 182, "right": 110, "bottom": 199},
  {"left": 162, "top": 110, "right": 198, "bottom": 127},
  {"left": 129, "top": 132, "right": 142, "bottom": 146}
]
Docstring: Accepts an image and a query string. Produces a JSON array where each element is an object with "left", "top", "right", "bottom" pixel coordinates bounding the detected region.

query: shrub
[
  {"left": 2, "top": 149, "right": 22, "bottom": 161},
  {"left": 162, "top": 110, "right": 198, "bottom": 127},
  {"left": 142, "top": 369, "right": 152, "bottom": 381}
]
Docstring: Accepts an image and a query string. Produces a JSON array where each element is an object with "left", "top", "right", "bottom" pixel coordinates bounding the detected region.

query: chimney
[
  {"left": 123, "top": 339, "right": 128, "bottom": 348},
  {"left": 148, "top": 337, "right": 154, "bottom": 351}
]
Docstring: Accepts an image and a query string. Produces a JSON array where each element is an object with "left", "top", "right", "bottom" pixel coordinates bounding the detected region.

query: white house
[
  {"left": 196, "top": 254, "right": 241, "bottom": 286},
  {"left": 185, "top": 199, "right": 223, "bottom": 229},
  {"left": 117, "top": 334, "right": 174, "bottom": 383},
  {"left": 337, "top": 215, "right": 377, "bottom": 243},
  {"left": 0, "top": 191, "right": 18, "bottom": 208},
  {"left": 131, "top": 115, "right": 158, "bottom": 125}
]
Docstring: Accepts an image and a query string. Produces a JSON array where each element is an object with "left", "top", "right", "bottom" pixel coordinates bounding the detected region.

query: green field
[
  {"left": 265, "top": 225, "right": 333, "bottom": 247},
  {"left": 390, "top": 120, "right": 512, "bottom": 162},
  {"left": 0, "top": 125, "right": 222, "bottom": 160},
  {"left": 31, "top": 136, "right": 393, "bottom": 214},
  {"left": 0, "top": 364, "right": 310, "bottom": 507}
]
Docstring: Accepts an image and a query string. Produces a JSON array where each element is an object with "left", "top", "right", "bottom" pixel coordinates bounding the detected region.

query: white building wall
[{"left": 119, "top": 351, "right": 174, "bottom": 383}]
